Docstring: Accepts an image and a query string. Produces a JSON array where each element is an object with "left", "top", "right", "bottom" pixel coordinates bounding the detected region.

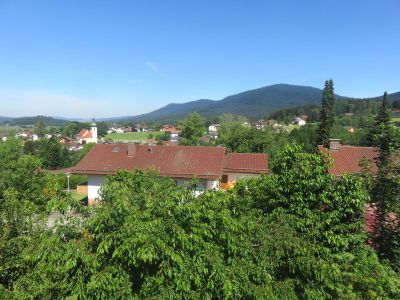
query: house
[
  {"left": 77, "top": 122, "right": 98, "bottom": 144},
  {"left": 160, "top": 125, "right": 181, "bottom": 140},
  {"left": 16, "top": 131, "right": 29, "bottom": 138},
  {"left": 208, "top": 124, "right": 220, "bottom": 133},
  {"left": 208, "top": 124, "right": 220, "bottom": 139},
  {"left": 293, "top": 117, "right": 306, "bottom": 126},
  {"left": 134, "top": 123, "right": 149, "bottom": 132},
  {"left": 122, "top": 126, "right": 133, "bottom": 133},
  {"left": 73, "top": 144, "right": 268, "bottom": 204},
  {"left": 252, "top": 120, "right": 267, "bottom": 130},
  {"left": 60, "top": 136, "right": 74, "bottom": 144},
  {"left": 392, "top": 109, "right": 400, "bottom": 117},
  {"left": 318, "top": 139, "right": 378, "bottom": 176}
]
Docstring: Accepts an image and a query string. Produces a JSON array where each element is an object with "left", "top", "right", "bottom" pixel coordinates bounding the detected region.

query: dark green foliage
[
  {"left": 178, "top": 112, "right": 206, "bottom": 145},
  {"left": 95, "top": 121, "right": 108, "bottom": 137},
  {"left": 61, "top": 121, "right": 91, "bottom": 138},
  {"left": 0, "top": 139, "right": 67, "bottom": 293},
  {"left": 318, "top": 80, "right": 336, "bottom": 147},
  {"left": 9, "top": 115, "right": 67, "bottom": 126},
  {"left": 35, "top": 121, "right": 46, "bottom": 138},
  {"left": 289, "top": 124, "right": 319, "bottom": 152},
  {"left": 221, "top": 126, "right": 288, "bottom": 156},
  {"left": 269, "top": 104, "right": 320, "bottom": 124},
  {"left": 270, "top": 99, "right": 379, "bottom": 128},
  {"left": 24, "top": 138, "right": 71, "bottom": 170},
  {"left": 370, "top": 93, "right": 400, "bottom": 273},
  {"left": 393, "top": 99, "right": 400, "bottom": 109}
]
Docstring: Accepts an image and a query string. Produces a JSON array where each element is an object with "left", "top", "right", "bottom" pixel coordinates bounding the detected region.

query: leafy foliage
[
  {"left": 178, "top": 113, "right": 206, "bottom": 145},
  {"left": 4, "top": 144, "right": 399, "bottom": 298}
]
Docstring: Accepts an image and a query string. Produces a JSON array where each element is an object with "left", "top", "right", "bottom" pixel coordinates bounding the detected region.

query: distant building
[
  {"left": 208, "top": 124, "right": 220, "bottom": 133},
  {"left": 392, "top": 109, "right": 400, "bottom": 117},
  {"left": 293, "top": 117, "right": 306, "bottom": 126},
  {"left": 60, "top": 136, "right": 74, "bottom": 144},
  {"left": 160, "top": 125, "right": 181, "bottom": 140},
  {"left": 77, "top": 122, "right": 97, "bottom": 144},
  {"left": 252, "top": 120, "right": 267, "bottom": 130}
]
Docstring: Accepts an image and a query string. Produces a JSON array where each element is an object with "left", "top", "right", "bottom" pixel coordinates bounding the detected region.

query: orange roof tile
[
  {"left": 318, "top": 145, "right": 378, "bottom": 176},
  {"left": 223, "top": 153, "right": 269, "bottom": 174},
  {"left": 73, "top": 144, "right": 269, "bottom": 180}
]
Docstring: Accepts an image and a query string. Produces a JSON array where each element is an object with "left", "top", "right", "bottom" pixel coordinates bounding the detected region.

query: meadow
[{"left": 105, "top": 131, "right": 151, "bottom": 141}]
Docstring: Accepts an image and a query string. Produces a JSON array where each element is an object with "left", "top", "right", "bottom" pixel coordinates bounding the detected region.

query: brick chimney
[
  {"left": 329, "top": 139, "right": 341, "bottom": 151},
  {"left": 127, "top": 143, "right": 138, "bottom": 157}
]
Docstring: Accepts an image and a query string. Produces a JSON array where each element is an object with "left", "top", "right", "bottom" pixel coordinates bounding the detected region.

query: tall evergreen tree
[
  {"left": 318, "top": 80, "right": 335, "bottom": 147},
  {"left": 372, "top": 92, "right": 400, "bottom": 272}
]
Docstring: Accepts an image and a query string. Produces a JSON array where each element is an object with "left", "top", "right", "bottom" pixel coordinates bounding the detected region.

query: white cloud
[
  {"left": 145, "top": 61, "right": 160, "bottom": 74},
  {"left": 0, "top": 89, "right": 137, "bottom": 118}
]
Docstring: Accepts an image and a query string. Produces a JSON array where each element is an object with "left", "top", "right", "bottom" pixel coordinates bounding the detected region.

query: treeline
[{"left": 269, "top": 99, "right": 383, "bottom": 126}]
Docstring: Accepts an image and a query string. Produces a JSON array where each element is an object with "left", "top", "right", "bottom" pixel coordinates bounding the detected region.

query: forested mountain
[
  {"left": 0, "top": 116, "right": 14, "bottom": 122},
  {"left": 123, "top": 84, "right": 400, "bottom": 123},
  {"left": 8, "top": 115, "right": 68, "bottom": 126},
  {"left": 269, "top": 98, "right": 385, "bottom": 125}
]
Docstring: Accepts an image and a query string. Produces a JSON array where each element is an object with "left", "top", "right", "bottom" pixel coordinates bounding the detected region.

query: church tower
[{"left": 91, "top": 119, "right": 98, "bottom": 143}]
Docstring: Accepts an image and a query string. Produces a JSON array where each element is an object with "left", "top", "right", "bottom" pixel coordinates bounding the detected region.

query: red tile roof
[
  {"left": 73, "top": 144, "right": 269, "bottom": 180},
  {"left": 318, "top": 145, "right": 378, "bottom": 176},
  {"left": 223, "top": 153, "right": 269, "bottom": 174},
  {"left": 78, "top": 129, "right": 92, "bottom": 139}
]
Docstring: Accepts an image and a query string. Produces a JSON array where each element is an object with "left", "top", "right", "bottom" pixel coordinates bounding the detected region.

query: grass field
[
  {"left": 70, "top": 191, "right": 88, "bottom": 205},
  {"left": 106, "top": 132, "right": 151, "bottom": 141},
  {"left": 0, "top": 125, "right": 20, "bottom": 133}
]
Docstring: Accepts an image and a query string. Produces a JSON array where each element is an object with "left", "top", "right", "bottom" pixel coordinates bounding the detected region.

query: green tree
[
  {"left": 35, "top": 120, "right": 46, "bottom": 139},
  {"left": 178, "top": 113, "right": 206, "bottom": 145},
  {"left": 0, "top": 138, "right": 67, "bottom": 295},
  {"left": 96, "top": 121, "right": 108, "bottom": 137},
  {"left": 9, "top": 145, "right": 400, "bottom": 298},
  {"left": 370, "top": 92, "right": 400, "bottom": 272},
  {"left": 318, "top": 80, "right": 336, "bottom": 147}
]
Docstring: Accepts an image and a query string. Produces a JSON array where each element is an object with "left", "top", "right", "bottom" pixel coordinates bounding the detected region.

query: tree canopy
[{"left": 2, "top": 141, "right": 399, "bottom": 299}]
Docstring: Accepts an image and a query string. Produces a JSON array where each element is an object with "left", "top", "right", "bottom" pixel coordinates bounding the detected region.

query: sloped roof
[
  {"left": 223, "top": 153, "right": 269, "bottom": 174},
  {"left": 78, "top": 129, "right": 92, "bottom": 139},
  {"left": 318, "top": 145, "right": 378, "bottom": 175},
  {"left": 73, "top": 144, "right": 269, "bottom": 180}
]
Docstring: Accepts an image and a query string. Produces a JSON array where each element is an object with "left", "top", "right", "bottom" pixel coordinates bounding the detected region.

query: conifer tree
[
  {"left": 372, "top": 92, "right": 400, "bottom": 272},
  {"left": 318, "top": 80, "right": 335, "bottom": 147}
]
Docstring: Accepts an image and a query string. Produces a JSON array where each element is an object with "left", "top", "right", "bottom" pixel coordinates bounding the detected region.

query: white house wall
[
  {"left": 88, "top": 175, "right": 106, "bottom": 204},
  {"left": 226, "top": 172, "right": 259, "bottom": 182}
]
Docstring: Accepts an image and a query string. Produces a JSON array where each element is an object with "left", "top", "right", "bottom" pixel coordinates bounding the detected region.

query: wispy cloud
[{"left": 145, "top": 61, "right": 160, "bottom": 74}]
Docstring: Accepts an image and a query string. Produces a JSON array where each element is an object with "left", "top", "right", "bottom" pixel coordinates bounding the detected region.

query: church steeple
[{"left": 91, "top": 118, "right": 98, "bottom": 143}]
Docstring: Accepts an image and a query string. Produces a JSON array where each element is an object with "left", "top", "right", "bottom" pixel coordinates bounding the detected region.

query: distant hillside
[
  {"left": 8, "top": 115, "right": 68, "bottom": 126},
  {"left": 0, "top": 116, "right": 14, "bottom": 123},
  {"left": 119, "top": 84, "right": 400, "bottom": 123},
  {"left": 123, "top": 84, "right": 352, "bottom": 123}
]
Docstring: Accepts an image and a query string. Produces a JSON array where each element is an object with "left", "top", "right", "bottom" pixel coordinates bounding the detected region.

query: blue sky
[{"left": 0, "top": 0, "right": 399, "bottom": 118}]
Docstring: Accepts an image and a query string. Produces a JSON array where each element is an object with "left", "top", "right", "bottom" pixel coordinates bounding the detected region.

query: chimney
[
  {"left": 329, "top": 139, "right": 341, "bottom": 151},
  {"left": 127, "top": 143, "right": 138, "bottom": 157}
]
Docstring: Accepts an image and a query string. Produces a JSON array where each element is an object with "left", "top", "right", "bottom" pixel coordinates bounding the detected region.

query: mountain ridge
[{"left": 123, "top": 83, "right": 399, "bottom": 123}]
